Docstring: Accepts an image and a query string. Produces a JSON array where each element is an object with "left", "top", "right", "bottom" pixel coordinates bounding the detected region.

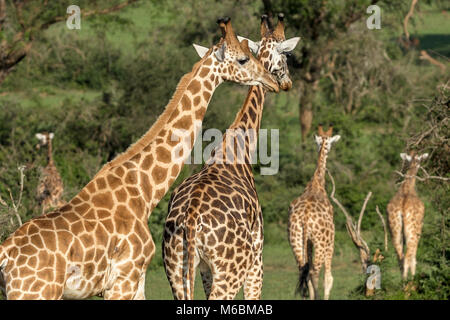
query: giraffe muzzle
[
  {"left": 261, "top": 75, "right": 279, "bottom": 93},
  {"left": 279, "top": 78, "right": 292, "bottom": 91}
]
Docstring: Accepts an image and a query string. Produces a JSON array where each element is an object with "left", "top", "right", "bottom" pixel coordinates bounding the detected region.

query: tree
[
  {"left": 261, "top": 0, "right": 410, "bottom": 140},
  {"left": 0, "top": 0, "right": 138, "bottom": 86}
]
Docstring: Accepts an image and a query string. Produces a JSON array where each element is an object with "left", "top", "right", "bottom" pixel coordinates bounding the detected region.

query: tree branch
[
  {"left": 419, "top": 50, "right": 447, "bottom": 72},
  {"left": 357, "top": 191, "right": 372, "bottom": 235},
  {"left": 376, "top": 205, "right": 388, "bottom": 252},
  {"left": 403, "top": 0, "right": 418, "bottom": 43},
  {"left": 327, "top": 169, "right": 371, "bottom": 272}
]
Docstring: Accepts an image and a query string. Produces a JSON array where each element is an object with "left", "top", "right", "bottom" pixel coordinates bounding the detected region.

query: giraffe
[
  {"left": 35, "top": 132, "right": 65, "bottom": 214},
  {"left": 288, "top": 124, "right": 340, "bottom": 300},
  {"left": 0, "top": 18, "right": 279, "bottom": 300},
  {"left": 162, "top": 14, "right": 300, "bottom": 300},
  {"left": 387, "top": 151, "right": 428, "bottom": 280}
]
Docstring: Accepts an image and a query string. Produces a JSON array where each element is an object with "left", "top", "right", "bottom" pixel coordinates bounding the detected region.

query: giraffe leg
[
  {"left": 208, "top": 268, "right": 246, "bottom": 300},
  {"left": 410, "top": 215, "right": 424, "bottom": 277},
  {"left": 132, "top": 230, "right": 154, "bottom": 300},
  {"left": 243, "top": 246, "right": 263, "bottom": 300},
  {"left": 306, "top": 240, "right": 317, "bottom": 300},
  {"left": 104, "top": 235, "right": 154, "bottom": 301},
  {"left": 403, "top": 219, "right": 418, "bottom": 280},
  {"left": 388, "top": 210, "right": 404, "bottom": 273},
  {"left": 199, "top": 259, "right": 212, "bottom": 299},
  {"left": 323, "top": 245, "right": 334, "bottom": 300},
  {"left": 309, "top": 245, "right": 325, "bottom": 300},
  {"left": 103, "top": 261, "right": 143, "bottom": 300},
  {"left": 207, "top": 243, "right": 252, "bottom": 300},
  {"left": 243, "top": 219, "right": 264, "bottom": 300}
]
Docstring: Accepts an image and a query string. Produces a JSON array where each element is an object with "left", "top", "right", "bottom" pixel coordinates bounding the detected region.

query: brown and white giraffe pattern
[
  {"left": 0, "top": 19, "right": 279, "bottom": 300},
  {"left": 35, "top": 132, "right": 65, "bottom": 214},
  {"left": 163, "top": 15, "right": 300, "bottom": 300},
  {"left": 387, "top": 151, "right": 428, "bottom": 280},
  {"left": 288, "top": 126, "right": 340, "bottom": 300}
]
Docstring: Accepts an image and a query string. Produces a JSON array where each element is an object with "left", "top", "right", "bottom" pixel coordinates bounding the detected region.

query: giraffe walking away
[
  {"left": 163, "top": 14, "right": 300, "bottom": 300},
  {"left": 0, "top": 18, "right": 278, "bottom": 300},
  {"left": 35, "top": 132, "right": 65, "bottom": 214},
  {"left": 387, "top": 151, "right": 428, "bottom": 280},
  {"left": 288, "top": 125, "right": 340, "bottom": 300}
]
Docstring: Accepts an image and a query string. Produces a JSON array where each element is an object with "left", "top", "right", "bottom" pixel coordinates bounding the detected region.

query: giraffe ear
[
  {"left": 35, "top": 133, "right": 44, "bottom": 141},
  {"left": 314, "top": 135, "right": 322, "bottom": 147},
  {"left": 192, "top": 44, "right": 209, "bottom": 58},
  {"left": 277, "top": 37, "right": 301, "bottom": 53},
  {"left": 49, "top": 132, "right": 54, "bottom": 140},
  {"left": 330, "top": 135, "right": 341, "bottom": 144},
  {"left": 214, "top": 42, "right": 226, "bottom": 62},
  {"left": 400, "top": 153, "right": 412, "bottom": 162},
  {"left": 418, "top": 153, "right": 429, "bottom": 161},
  {"left": 237, "top": 36, "right": 260, "bottom": 54}
]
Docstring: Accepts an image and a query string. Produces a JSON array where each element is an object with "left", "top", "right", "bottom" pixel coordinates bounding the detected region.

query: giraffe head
[
  {"left": 35, "top": 132, "right": 54, "bottom": 150},
  {"left": 192, "top": 17, "right": 279, "bottom": 92},
  {"left": 400, "top": 151, "right": 429, "bottom": 169},
  {"left": 314, "top": 124, "right": 340, "bottom": 153},
  {"left": 237, "top": 13, "right": 300, "bottom": 91}
]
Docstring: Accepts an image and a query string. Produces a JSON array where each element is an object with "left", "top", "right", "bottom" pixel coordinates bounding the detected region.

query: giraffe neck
[
  {"left": 310, "top": 144, "right": 328, "bottom": 190},
  {"left": 47, "top": 139, "right": 54, "bottom": 166},
  {"left": 212, "top": 86, "right": 266, "bottom": 167},
  {"left": 74, "top": 54, "right": 222, "bottom": 223},
  {"left": 229, "top": 86, "right": 266, "bottom": 131},
  {"left": 401, "top": 165, "right": 418, "bottom": 194}
]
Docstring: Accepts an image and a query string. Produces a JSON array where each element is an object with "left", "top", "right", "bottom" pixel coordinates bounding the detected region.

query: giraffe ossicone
[{"left": 0, "top": 18, "right": 278, "bottom": 300}]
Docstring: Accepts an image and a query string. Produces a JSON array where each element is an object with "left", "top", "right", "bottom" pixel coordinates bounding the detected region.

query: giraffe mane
[{"left": 93, "top": 51, "right": 211, "bottom": 179}]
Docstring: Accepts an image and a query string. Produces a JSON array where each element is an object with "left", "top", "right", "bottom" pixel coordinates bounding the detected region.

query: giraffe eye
[{"left": 237, "top": 57, "right": 249, "bottom": 65}]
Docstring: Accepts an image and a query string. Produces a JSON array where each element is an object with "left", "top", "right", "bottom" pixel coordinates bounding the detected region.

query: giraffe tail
[
  {"left": 296, "top": 228, "right": 310, "bottom": 298},
  {"left": 0, "top": 245, "right": 7, "bottom": 271},
  {"left": 184, "top": 206, "right": 198, "bottom": 300}
]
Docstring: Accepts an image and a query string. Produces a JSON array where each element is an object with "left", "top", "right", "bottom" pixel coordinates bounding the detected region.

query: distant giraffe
[
  {"left": 288, "top": 124, "right": 340, "bottom": 300},
  {"left": 163, "top": 14, "right": 300, "bottom": 300},
  {"left": 0, "top": 18, "right": 278, "bottom": 300},
  {"left": 387, "top": 151, "right": 428, "bottom": 280},
  {"left": 35, "top": 132, "right": 65, "bottom": 214}
]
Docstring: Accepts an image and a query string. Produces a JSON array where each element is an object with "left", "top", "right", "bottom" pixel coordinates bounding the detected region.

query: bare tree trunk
[{"left": 299, "top": 81, "right": 317, "bottom": 141}]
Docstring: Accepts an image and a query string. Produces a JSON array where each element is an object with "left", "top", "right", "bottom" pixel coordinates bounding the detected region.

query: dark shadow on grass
[{"left": 417, "top": 34, "right": 450, "bottom": 58}]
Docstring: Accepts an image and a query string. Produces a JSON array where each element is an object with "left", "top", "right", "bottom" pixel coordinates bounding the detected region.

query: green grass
[
  {"left": 142, "top": 229, "right": 367, "bottom": 300},
  {"left": 0, "top": 86, "right": 100, "bottom": 110}
]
